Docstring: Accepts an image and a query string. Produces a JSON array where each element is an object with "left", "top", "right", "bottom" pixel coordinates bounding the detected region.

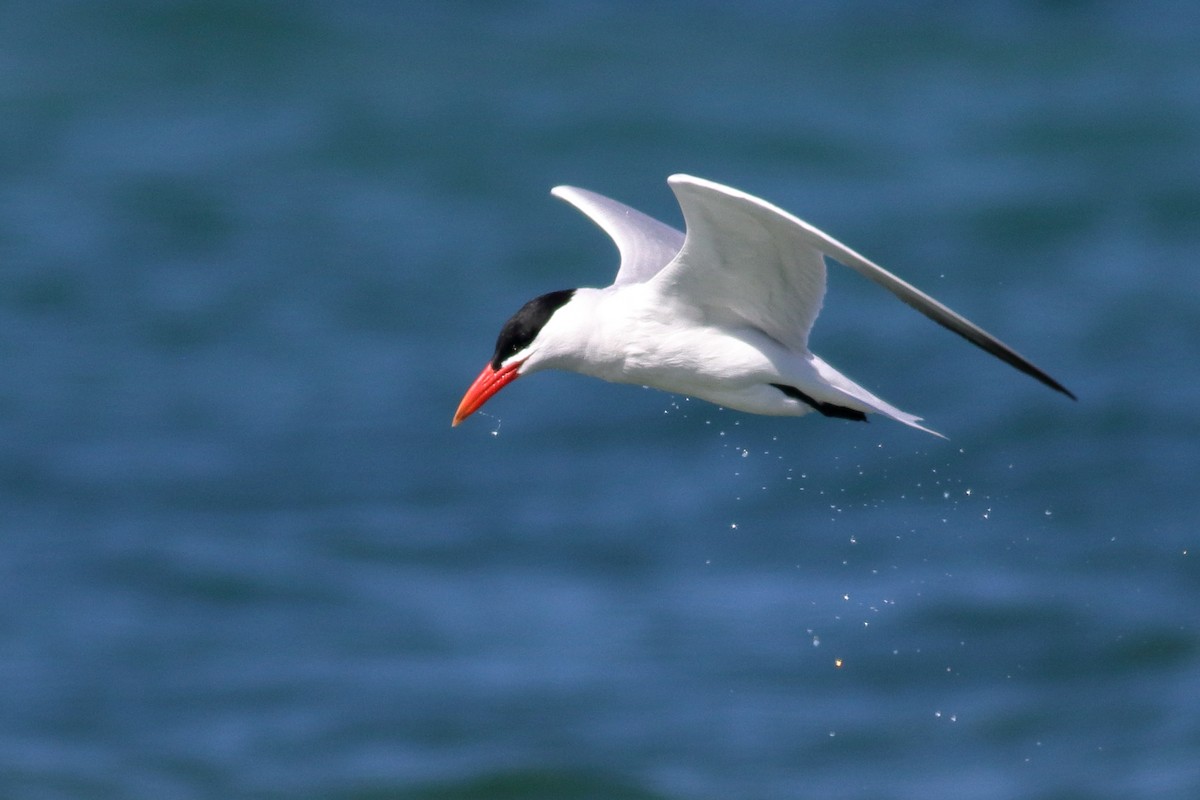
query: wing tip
[
  {"left": 1012, "top": 359, "right": 1077, "bottom": 402},
  {"left": 1055, "top": 382, "right": 1079, "bottom": 402}
]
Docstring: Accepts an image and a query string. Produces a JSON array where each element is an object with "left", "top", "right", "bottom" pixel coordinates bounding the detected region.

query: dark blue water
[{"left": 2, "top": 3, "right": 1199, "bottom": 798}]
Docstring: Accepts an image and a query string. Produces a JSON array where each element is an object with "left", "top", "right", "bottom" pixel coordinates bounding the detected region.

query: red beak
[{"left": 452, "top": 361, "right": 522, "bottom": 426}]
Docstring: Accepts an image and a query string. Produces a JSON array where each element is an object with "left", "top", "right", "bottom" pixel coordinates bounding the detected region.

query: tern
[{"left": 452, "top": 175, "right": 1073, "bottom": 437}]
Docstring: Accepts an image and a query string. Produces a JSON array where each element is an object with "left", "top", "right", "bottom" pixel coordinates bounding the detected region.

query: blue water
[{"left": 2, "top": 3, "right": 1199, "bottom": 798}]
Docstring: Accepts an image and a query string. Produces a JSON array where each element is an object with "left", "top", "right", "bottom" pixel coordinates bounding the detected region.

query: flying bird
[{"left": 452, "top": 175, "right": 1073, "bottom": 437}]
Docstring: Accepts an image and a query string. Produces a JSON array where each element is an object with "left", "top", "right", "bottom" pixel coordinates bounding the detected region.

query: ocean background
[{"left": 2, "top": 2, "right": 1198, "bottom": 798}]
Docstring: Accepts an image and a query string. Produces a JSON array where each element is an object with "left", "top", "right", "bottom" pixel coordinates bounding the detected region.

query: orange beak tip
[{"left": 452, "top": 362, "right": 521, "bottom": 428}]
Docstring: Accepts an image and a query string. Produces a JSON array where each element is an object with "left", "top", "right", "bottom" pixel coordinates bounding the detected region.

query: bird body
[
  {"left": 530, "top": 284, "right": 900, "bottom": 420},
  {"left": 453, "top": 175, "right": 1073, "bottom": 436}
]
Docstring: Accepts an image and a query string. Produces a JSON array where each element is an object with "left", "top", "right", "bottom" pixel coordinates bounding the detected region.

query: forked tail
[{"left": 809, "top": 356, "right": 946, "bottom": 439}]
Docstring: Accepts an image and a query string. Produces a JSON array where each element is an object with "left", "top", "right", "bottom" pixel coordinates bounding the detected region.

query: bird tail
[{"left": 810, "top": 356, "right": 946, "bottom": 439}]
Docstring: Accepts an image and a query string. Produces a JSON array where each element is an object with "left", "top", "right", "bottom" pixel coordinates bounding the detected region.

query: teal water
[{"left": 2, "top": 3, "right": 1199, "bottom": 798}]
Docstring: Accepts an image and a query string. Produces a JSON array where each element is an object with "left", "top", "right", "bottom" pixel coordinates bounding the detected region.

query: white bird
[{"left": 452, "top": 175, "right": 1074, "bottom": 436}]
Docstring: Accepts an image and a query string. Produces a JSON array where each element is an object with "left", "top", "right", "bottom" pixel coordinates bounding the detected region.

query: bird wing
[
  {"left": 656, "top": 175, "right": 1076, "bottom": 398},
  {"left": 552, "top": 185, "right": 685, "bottom": 286},
  {"left": 652, "top": 175, "right": 828, "bottom": 352}
]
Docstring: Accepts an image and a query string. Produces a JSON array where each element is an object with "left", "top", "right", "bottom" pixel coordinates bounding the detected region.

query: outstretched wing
[
  {"left": 652, "top": 175, "right": 828, "bottom": 352},
  {"left": 655, "top": 175, "right": 1076, "bottom": 399},
  {"left": 552, "top": 185, "right": 685, "bottom": 286}
]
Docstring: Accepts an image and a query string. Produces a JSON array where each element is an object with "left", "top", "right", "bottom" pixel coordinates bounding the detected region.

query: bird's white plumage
[
  {"left": 457, "top": 175, "right": 1072, "bottom": 435},
  {"left": 657, "top": 175, "right": 1072, "bottom": 397},
  {"left": 544, "top": 176, "right": 941, "bottom": 434},
  {"left": 657, "top": 175, "right": 827, "bottom": 352},
  {"left": 551, "top": 185, "right": 683, "bottom": 286}
]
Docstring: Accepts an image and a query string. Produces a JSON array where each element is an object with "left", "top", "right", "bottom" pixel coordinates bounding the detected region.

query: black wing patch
[{"left": 771, "top": 383, "right": 867, "bottom": 422}]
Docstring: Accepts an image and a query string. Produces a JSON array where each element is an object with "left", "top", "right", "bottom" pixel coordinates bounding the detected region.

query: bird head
[{"left": 452, "top": 289, "right": 577, "bottom": 426}]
